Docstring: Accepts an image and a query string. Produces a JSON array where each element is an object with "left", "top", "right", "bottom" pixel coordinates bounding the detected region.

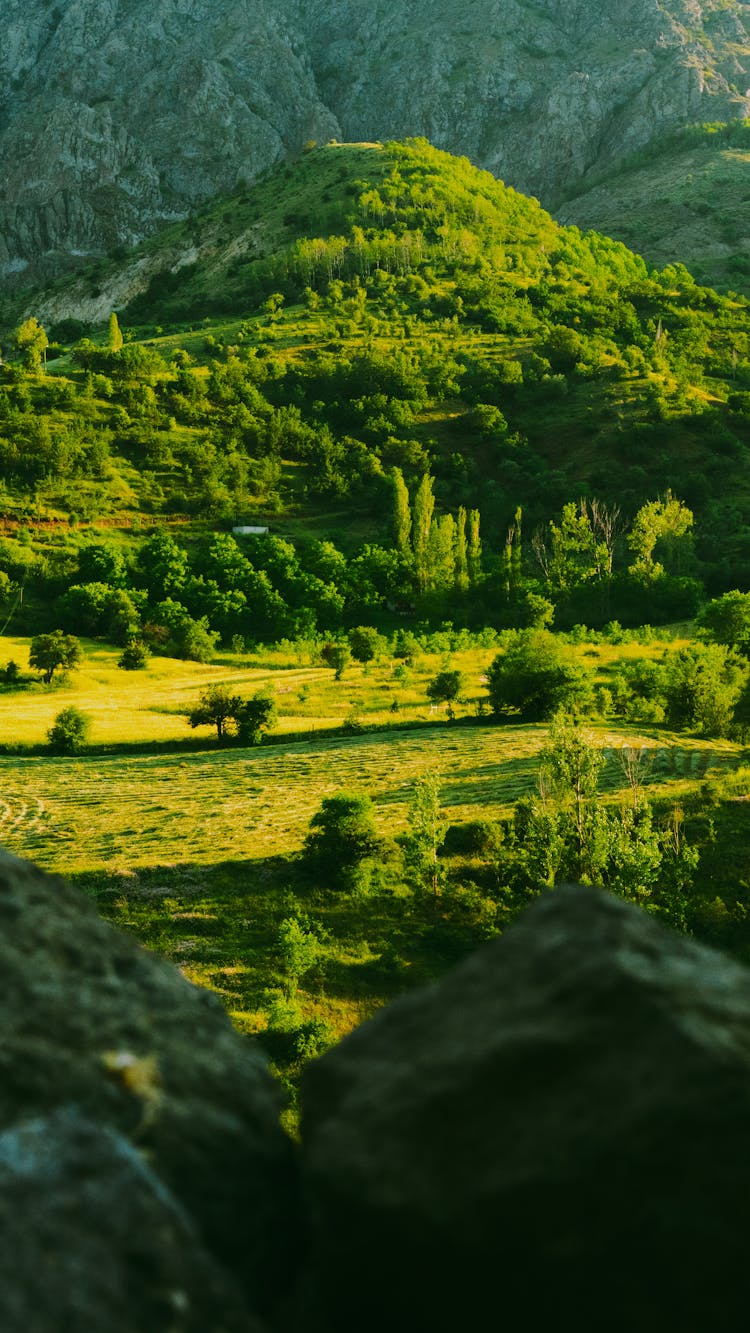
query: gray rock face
[
  {"left": 2, "top": 0, "right": 750, "bottom": 288},
  {"left": 0, "top": 1110, "right": 263, "bottom": 1332},
  {"left": 0, "top": 849, "right": 298, "bottom": 1316},
  {"left": 0, "top": 0, "right": 338, "bottom": 288},
  {"left": 300, "top": 884, "right": 750, "bottom": 1332}
]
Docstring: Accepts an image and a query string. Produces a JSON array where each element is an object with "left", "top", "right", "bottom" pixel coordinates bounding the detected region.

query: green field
[
  {"left": 0, "top": 630, "right": 739, "bottom": 872},
  {"left": 1, "top": 627, "right": 747, "bottom": 1106},
  {"left": 0, "top": 720, "right": 741, "bottom": 876}
]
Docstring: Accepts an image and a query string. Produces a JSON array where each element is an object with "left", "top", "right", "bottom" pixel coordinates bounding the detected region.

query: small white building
[{"left": 232, "top": 526, "right": 269, "bottom": 537}]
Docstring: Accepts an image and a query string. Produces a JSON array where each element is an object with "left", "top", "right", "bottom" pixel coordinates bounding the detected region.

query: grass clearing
[
  {"left": 0, "top": 717, "right": 741, "bottom": 876},
  {"left": 0, "top": 625, "right": 743, "bottom": 1102}
]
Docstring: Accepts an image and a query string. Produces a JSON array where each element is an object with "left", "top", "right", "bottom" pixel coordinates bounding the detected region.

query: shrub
[
  {"left": 303, "top": 793, "right": 382, "bottom": 889},
  {"left": 118, "top": 639, "right": 150, "bottom": 670},
  {"left": 486, "top": 630, "right": 593, "bottom": 721},
  {"left": 47, "top": 706, "right": 90, "bottom": 754}
]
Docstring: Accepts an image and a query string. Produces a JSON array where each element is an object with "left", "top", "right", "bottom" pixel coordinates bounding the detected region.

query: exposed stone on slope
[
  {"left": 2, "top": 0, "right": 750, "bottom": 289},
  {"left": 0, "top": 849, "right": 298, "bottom": 1315},
  {"left": 0, "top": 0, "right": 338, "bottom": 288},
  {"left": 298, "top": 0, "right": 750, "bottom": 198},
  {"left": 300, "top": 884, "right": 750, "bottom": 1332},
  {"left": 0, "top": 1109, "right": 263, "bottom": 1333}
]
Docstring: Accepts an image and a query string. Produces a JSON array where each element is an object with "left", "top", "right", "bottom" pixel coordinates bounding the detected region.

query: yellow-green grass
[
  {"left": 0, "top": 625, "right": 741, "bottom": 1087},
  {"left": 37, "top": 718, "right": 738, "bottom": 1074},
  {"left": 0, "top": 632, "right": 690, "bottom": 747},
  {"left": 0, "top": 708, "right": 741, "bottom": 877}
]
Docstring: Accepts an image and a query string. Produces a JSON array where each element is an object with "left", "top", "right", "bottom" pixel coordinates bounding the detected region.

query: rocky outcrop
[
  {"left": 2, "top": 0, "right": 750, "bottom": 289},
  {"left": 7, "top": 844, "right": 750, "bottom": 1331},
  {"left": 0, "top": 849, "right": 297, "bottom": 1323},
  {"left": 299, "top": 884, "right": 750, "bottom": 1332},
  {"left": 0, "top": 1110, "right": 263, "bottom": 1332},
  {"left": 0, "top": 0, "right": 338, "bottom": 289}
]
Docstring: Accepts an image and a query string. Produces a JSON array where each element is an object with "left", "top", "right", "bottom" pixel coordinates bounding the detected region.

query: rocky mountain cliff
[{"left": 2, "top": 0, "right": 750, "bottom": 289}]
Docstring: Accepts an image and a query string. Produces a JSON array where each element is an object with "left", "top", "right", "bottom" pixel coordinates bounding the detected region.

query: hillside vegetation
[
  {"left": 559, "top": 121, "right": 750, "bottom": 295},
  {"left": 2, "top": 140, "right": 750, "bottom": 649},
  {"left": 3, "top": 139, "right": 750, "bottom": 1098}
]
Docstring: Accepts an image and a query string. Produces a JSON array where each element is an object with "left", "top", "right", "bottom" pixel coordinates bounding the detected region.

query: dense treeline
[{"left": 3, "top": 139, "right": 750, "bottom": 643}]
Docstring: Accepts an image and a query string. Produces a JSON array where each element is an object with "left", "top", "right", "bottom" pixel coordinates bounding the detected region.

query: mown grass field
[
  {"left": 1, "top": 627, "right": 747, "bottom": 1105},
  {"left": 0, "top": 629, "right": 741, "bottom": 877},
  {"left": 3, "top": 716, "right": 740, "bottom": 876}
]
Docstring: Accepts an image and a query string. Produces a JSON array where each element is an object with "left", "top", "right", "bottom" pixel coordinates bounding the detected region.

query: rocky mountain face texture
[
  {"left": 2, "top": 0, "right": 750, "bottom": 288},
  {"left": 6, "top": 849, "right": 750, "bottom": 1331}
]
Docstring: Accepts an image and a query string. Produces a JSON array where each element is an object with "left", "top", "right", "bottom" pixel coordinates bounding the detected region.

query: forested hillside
[{"left": 1, "top": 140, "right": 750, "bottom": 651}]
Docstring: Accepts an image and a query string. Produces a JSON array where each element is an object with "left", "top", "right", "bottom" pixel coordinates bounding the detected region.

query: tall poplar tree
[
  {"left": 428, "top": 514, "right": 456, "bottom": 590},
  {"left": 391, "top": 467, "right": 412, "bottom": 555},
  {"left": 412, "top": 473, "right": 435, "bottom": 592},
  {"left": 454, "top": 506, "right": 469, "bottom": 591},
  {"left": 107, "top": 312, "right": 124, "bottom": 352},
  {"left": 467, "top": 509, "right": 482, "bottom": 585}
]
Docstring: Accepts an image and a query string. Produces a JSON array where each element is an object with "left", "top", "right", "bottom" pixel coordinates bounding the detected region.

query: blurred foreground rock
[
  {"left": 5, "top": 844, "right": 750, "bottom": 1333},
  {"left": 0, "top": 850, "right": 297, "bottom": 1325},
  {"left": 0, "top": 1110, "right": 263, "bottom": 1333},
  {"left": 300, "top": 884, "right": 750, "bottom": 1332}
]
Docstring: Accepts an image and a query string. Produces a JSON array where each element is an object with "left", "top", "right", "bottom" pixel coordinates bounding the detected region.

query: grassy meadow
[
  {"left": 0, "top": 627, "right": 748, "bottom": 1105},
  {"left": 0, "top": 627, "right": 742, "bottom": 878}
]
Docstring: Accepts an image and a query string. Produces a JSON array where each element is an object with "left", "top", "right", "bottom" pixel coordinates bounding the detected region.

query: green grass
[
  {"left": 559, "top": 139, "right": 750, "bottom": 293},
  {"left": 0, "top": 630, "right": 738, "bottom": 873},
  {"left": 0, "top": 625, "right": 744, "bottom": 1104}
]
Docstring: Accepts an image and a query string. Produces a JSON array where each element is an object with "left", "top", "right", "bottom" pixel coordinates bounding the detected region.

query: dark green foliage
[
  {"left": 426, "top": 669, "right": 463, "bottom": 707},
  {"left": 187, "top": 685, "right": 277, "bottom": 742},
  {"left": 303, "top": 793, "right": 382, "bottom": 889},
  {"left": 321, "top": 642, "right": 352, "bottom": 680},
  {"left": 56, "top": 583, "right": 141, "bottom": 645},
  {"left": 486, "top": 631, "right": 593, "bottom": 721},
  {"left": 661, "top": 642, "right": 748, "bottom": 736},
  {"left": 237, "top": 692, "right": 277, "bottom": 744},
  {"left": 401, "top": 773, "right": 446, "bottom": 895},
  {"left": 47, "top": 705, "right": 90, "bottom": 754},
  {"left": 187, "top": 685, "right": 245, "bottom": 740},
  {"left": 29, "top": 631, "right": 82, "bottom": 684},
  {"left": 697, "top": 590, "right": 750, "bottom": 654},
  {"left": 77, "top": 542, "right": 128, "bottom": 588},
  {"left": 348, "top": 626, "right": 385, "bottom": 663},
  {"left": 118, "top": 639, "right": 150, "bottom": 670}
]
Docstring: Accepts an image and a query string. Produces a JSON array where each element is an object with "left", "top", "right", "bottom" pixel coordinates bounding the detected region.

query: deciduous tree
[{"left": 29, "top": 631, "right": 82, "bottom": 684}]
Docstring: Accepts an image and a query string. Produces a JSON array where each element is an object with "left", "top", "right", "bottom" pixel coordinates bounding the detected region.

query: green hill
[
  {"left": 2, "top": 138, "right": 750, "bottom": 645},
  {"left": 558, "top": 122, "right": 750, "bottom": 295}
]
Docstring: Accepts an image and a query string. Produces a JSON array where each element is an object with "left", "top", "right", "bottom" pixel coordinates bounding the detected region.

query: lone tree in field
[
  {"left": 187, "top": 685, "right": 245, "bottom": 741},
  {"left": 486, "top": 630, "right": 592, "bottom": 721},
  {"left": 187, "top": 685, "right": 277, "bottom": 743},
  {"left": 321, "top": 641, "right": 352, "bottom": 680},
  {"left": 29, "top": 631, "right": 83, "bottom": 684},
  {"left": 426, "top": 668, "right": 463, "bottom": 713},
  {"left": 47, "top": 705, "right": 90, "bottom": 755},
  {"left": 303, "top": 793, "right": 382, "bottom": 890},
  {"left": 237, "top": 692, "right": 277, "bottom": 745}
]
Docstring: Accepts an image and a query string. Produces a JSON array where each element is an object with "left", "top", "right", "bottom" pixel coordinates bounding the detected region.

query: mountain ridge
[{"left": 3, "top": 0, "right": 750, "bottom": 289}]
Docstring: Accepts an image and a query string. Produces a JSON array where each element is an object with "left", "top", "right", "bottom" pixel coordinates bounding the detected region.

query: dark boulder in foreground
[
  {"left": 0, "top": 850, "right": 297, "bottom": 1316},
  {"left": 0, "top": 1110, "right": 263, "bottom": 1333},
  {"left": 300, "top": 885, "right": 750, "bottom": 1332}
]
